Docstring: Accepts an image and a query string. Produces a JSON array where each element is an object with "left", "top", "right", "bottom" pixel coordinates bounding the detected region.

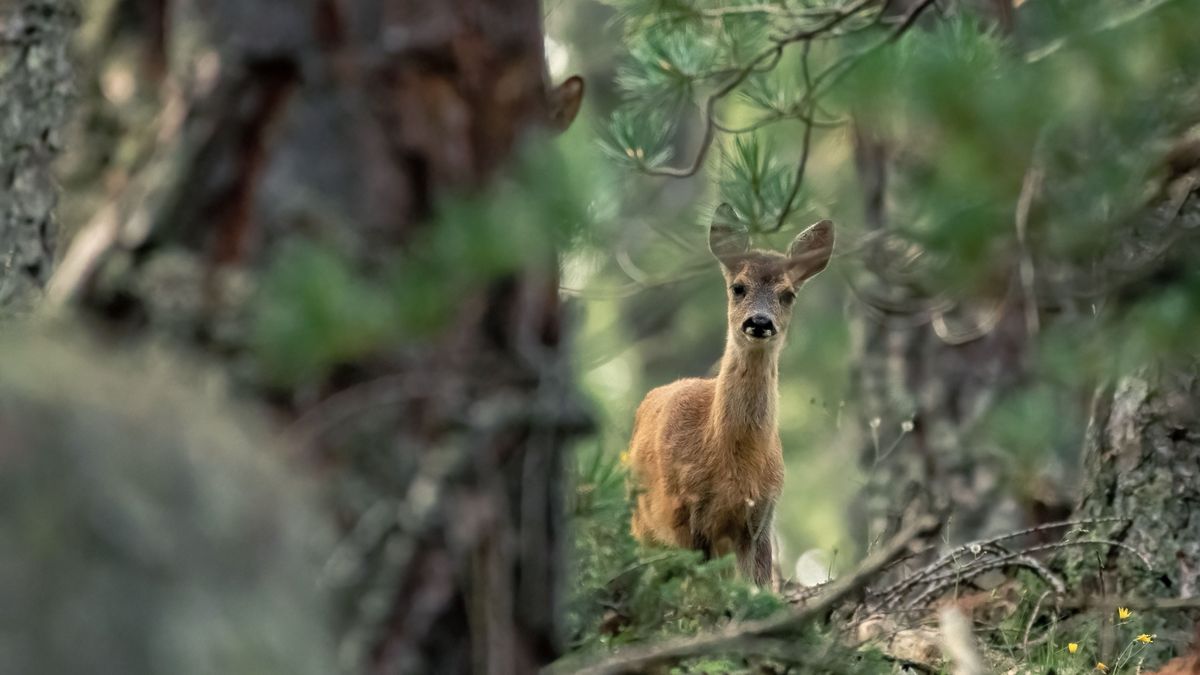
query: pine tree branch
[
  {"left": 876, "top": 516, "right": 1128, "bottom": 607},
  {"left": 638, "top": 0, "right": 880, "bottom": 178},
  {"left": 887, "top": 0, "right": 938, "bottom": 43},
  {"left": 695, "top": 4, "right": 842, "bottom": 20},
  {"left": 708, "top": 0, "right": 939, "bottom": 227},
  {"left": 768, "top": 115, "right": 814, "bottom": 232}
]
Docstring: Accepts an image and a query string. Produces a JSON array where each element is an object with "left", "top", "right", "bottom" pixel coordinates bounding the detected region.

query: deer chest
[{"left": 684, "top": 450, "right": 782, "bottom": 537}]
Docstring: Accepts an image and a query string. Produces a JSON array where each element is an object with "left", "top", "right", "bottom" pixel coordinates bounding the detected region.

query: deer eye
[
  {"left": 779, "top": 290, "right": 796, "bottom": 305},
  {"left": 730, "top": 283, "right": 747, "bottom": 298}
]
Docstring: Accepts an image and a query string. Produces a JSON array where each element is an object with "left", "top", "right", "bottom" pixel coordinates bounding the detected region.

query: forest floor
[{"left": 558, "top": 444, "right": 1196, "bottom": 675}]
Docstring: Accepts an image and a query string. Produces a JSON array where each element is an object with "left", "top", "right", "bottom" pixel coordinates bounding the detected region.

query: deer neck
[{"left": 710, "top": 336, "right": 780, "bottom": 446}]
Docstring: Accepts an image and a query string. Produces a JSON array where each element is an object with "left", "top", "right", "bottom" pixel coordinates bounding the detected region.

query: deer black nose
[{"left": 742, "top": 315, "right": 776, "bottom": 339}]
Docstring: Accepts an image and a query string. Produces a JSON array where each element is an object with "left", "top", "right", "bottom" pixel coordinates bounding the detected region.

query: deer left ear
[
  {"left": 709, "top": 203, "right": 750, "bottom": 270},
  {"left": 787, "top": 219, "right": 834, "bottom": 283}
]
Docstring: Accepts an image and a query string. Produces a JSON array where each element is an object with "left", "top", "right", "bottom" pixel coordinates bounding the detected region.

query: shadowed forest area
[{"left": 2, "top": 0, "right": 1200, "bottom": 673}]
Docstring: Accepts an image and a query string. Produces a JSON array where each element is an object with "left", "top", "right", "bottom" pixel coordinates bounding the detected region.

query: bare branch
[
  {"left": 545, "top": 515, "right": 940, "bottom": 675},
  {"left": 877, "top": 516, "right": 1128, "bottom": 606},
  {"left": 887, "top": 0, "right": 938, "bottom": 43}
]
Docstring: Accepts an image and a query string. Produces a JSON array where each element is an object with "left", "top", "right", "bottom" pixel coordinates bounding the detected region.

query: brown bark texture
[{"left": 54, "top": 1, "right": 586, "bottom": 674}]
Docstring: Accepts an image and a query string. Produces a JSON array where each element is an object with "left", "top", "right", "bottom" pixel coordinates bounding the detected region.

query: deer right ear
[
  {"left": 548, "top": 75, "right": 585, "bottom": 132},
  {"left": 786, "top": 219, "right": 835, "bottom": 283},
  {"left": 709, "top": 204, "right": 749, "bottom": 269}
]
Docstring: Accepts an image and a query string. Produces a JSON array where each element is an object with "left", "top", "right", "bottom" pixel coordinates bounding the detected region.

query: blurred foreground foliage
[
  {"left": 0, "top": 329, "right": 336, "bottom": 675},
  {"left": 252, "top": 141, "right": 595, "bottom": 387}
]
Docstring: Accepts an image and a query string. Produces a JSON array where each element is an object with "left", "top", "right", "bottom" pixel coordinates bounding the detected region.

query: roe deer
[{"left": 626, "top": 204, "right": 835, "bottom": 586}]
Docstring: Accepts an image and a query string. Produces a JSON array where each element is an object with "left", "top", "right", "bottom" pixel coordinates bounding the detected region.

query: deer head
[{"left": 708, "top": 204, "right": 835, "bottom": 347}]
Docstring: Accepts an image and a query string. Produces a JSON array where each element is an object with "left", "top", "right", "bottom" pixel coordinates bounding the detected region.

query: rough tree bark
[
  {"left": 0, "top": 0, "right": 76, "bottom": 315},
  {"left": 1071, "top": 368, "right": 1200, "bottom": 601},
  {"left": 1064, "top": 158, "right": 1200, "bottom": 645},
  {"left": 51, "top": 1, "right": 585, "bottom": 674}
]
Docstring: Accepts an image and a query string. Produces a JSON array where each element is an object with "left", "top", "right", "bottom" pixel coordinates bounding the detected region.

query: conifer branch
[{"left": 638, "top": 0, "right": 880, "bottom": 178}]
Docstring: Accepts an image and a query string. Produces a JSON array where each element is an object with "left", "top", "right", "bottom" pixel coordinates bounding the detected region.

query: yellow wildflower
[
  {"left": 619, "top": 451, "right": 630, "bottom": 466},
  {"left": 1136, "top": 633, "right": 1154, "bottom": 644},
  {"left": 1095, "top": 663, "right": 1108, "bottom": 672},
  {"left": 1117, "top": 607, "right": 1132, "bottom": 620},
  {"left": 1068, "top": 643, "right": 1079, "bottom": 654}
]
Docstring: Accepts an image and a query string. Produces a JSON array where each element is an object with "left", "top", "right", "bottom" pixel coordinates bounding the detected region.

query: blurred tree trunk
[
  {"left": 845, "top": 4, "right": 1075, "bottom": 552},
  {"left": 0, "top": 0, "right": 76, "bottom": 316},
  {"left": 845, "top": 1, "right": 1026, "bottom": 552},
  {"left": 52, "top": 1, "right": 585, "bottom": 674},
  {"left": 849, "top": 129, "right": 1034, "bottom": 552}
]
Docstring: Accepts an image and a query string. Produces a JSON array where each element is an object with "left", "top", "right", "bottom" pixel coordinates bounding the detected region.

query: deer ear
[
  {"left": 709, "top": 204, "right": 749, "bottom": 269},
  {"left": 548, "top": 75, "right": 585, "bottom": 132},
  {"left": 787, "top": 219, "right": 834, "bottom": 283}
]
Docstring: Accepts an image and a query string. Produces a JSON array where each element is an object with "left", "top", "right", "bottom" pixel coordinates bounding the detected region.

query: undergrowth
[
  {"left": 563, "top": 442, "right": 1178, "bottom": 674},
  {"left": 564, "top": 441, "right": 889, "bottom": 674}
]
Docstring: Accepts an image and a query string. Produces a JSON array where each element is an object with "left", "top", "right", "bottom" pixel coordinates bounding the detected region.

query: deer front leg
[
  {"left": 751, "top": 529, "right": 774, "bottom": 587},
  {"left": 742, "top": 502, "right": 775, "bottom": 587},
  {"left": 685, "top": 496, "right": 714, "bottom": 557},
  {"left": 688, "top": 497, "right": 738, "bottom": 565}
]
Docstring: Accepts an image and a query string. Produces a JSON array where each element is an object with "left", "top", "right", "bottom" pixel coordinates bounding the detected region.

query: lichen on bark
[
  {"left": 0, "top": 0, "right": 77, "bottom": 315},
  {"left": 1067, "top": 365, "right": 1200, "bottom": 635}
]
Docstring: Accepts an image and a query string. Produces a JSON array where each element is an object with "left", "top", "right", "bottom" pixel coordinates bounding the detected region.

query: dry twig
[{"left": 544, "top": 515, "right": 940, "bottom": 675}]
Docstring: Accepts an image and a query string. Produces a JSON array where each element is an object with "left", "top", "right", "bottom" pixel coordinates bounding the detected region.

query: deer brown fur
[{"left": 626, "top": 204, "right": 835, "bottom": 586}]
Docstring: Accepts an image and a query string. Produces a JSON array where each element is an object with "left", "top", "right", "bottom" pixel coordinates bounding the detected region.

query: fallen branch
[
  {"left": 878, "top": 516, "right": 1129, "bottom": 607},
  {"left": 544, "top": 515, "right": 939, "bottom": 675}
]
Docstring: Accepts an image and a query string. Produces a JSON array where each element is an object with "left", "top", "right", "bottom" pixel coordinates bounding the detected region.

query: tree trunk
[
  {"left": 1065, "top": 146, "right": 1200, "bottom": 637},
  {"left": 1066, "top": 366, "right": 1200, "bottom": 646},
  {"left": 0, "top": 0, "right": 76, "bottom": 316},
  {"left": 849, "top": 129, "right": 1035, "bottom": 552},
  {"left": 851, "top": 299, "right": 1031, "bottom": 548},
  {"left": 52, "top": 1, "right": 585, "bottom": 673}
]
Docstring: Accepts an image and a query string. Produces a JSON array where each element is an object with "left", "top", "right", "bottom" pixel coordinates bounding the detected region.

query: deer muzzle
[{"left": 742, "top": 315, "right": 777, "bottom": 340}]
